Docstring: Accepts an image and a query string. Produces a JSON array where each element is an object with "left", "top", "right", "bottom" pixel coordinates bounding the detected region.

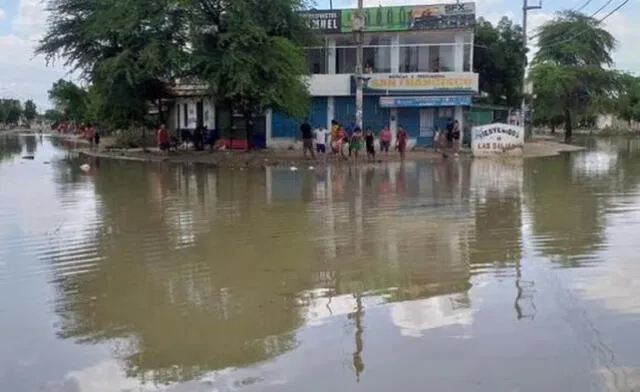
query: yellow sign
[{"left": 364, "top": 73, "right": 477, "bottom": 92}]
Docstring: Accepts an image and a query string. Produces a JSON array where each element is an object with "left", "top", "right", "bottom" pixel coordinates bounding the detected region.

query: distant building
[{"left": 167, "top": 2, "right": 478, "bottom": 148}]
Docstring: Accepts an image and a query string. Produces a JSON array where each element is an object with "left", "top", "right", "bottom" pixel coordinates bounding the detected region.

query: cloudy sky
[{"left": 0, "top": 0, "right": 638, "bottom": 110}]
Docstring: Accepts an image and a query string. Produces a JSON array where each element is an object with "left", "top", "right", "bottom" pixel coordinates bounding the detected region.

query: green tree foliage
[
  {"left": 189, "top": 0, "right": 314, "bottom": 148},
  {"left": 37, "top": 0, "right": 191, "bottom": 129},
  {"left": 37, "top": 0, "right": 315, "bottom": 138},
  {"left": 43, "top": 109, "right": 64, "bottom": 124},
  {"left": 473, "top": 17, "right": 527, "bottom": 107},
  {"left": 530, "top": 11, "right": 617, "bottom": 142},
  {"left": 0, "top": 99, "right": 23, "bottom": 126},
  {"left": 612, "top": 72, "right": 640, "bottom": 124},
  {"left": 48, "top": 79, "right": 88, "bottom": 122},
  {"left": 23, "top": 100, "right": 38, "bottom": 122}
]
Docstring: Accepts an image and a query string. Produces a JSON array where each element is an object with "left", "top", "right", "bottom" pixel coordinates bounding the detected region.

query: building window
[
  {"left": 307, "top": 48, "right": 327, "bottom": 74},
  {"left": 335, "top": 34, "right": 393, "bottom": 74},
  {"left": 183, "top": 104, "right": 188, "bottom": 127},
  {"left": 364, "top": 36, "right": 391, "bottom": 73},
  {"left": 399, "top": 32, "right": 455, "bottom": 73},
  {"left": 463, "top": 43, "right": 471, "bottom": 72}
]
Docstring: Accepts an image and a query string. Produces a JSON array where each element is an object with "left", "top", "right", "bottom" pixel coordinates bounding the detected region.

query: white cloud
[
  {"left": 12, "top": 0, "right": 48, "bottom": 37},
  {"left": 0, "top": 0, "right": 68, "bottom": 110},
  {"left": 0, "top": 0, "right": 639, "bottom": 110}
]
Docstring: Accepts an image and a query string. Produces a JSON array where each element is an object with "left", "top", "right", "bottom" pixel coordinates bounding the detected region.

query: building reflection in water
[{"left": 47, "top": 156, "right": 548, "bottom": 387}]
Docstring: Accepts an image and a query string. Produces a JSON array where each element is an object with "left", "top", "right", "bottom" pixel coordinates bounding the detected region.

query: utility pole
[
  {"left": 354, "top": 0, "right": 365, "bottom": 129},
  {"left": 522, "top": 0, "right": 541, "bottom": 141}
]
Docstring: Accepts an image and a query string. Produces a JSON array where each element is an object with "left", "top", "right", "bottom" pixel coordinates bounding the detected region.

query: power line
[
  {"left": 537, "top": 0, "right": 631, "bottom": 49},
  {"left": 528, "top": 0, "right": 616, "bottom": 41},
  {"left": 576, "top": 0, "right": 593, "bottom": 12}
]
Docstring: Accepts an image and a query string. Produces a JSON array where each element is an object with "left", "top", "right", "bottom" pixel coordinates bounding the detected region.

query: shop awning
[{"left": 379, "top": 95, "right": 472, "bottom": 108}]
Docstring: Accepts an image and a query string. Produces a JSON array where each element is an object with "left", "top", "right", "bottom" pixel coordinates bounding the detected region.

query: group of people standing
[
  {"left": 56, "top": 122, "right": 101, "bottom": 148},
  {"left": 300, "top": 119, "right": 409, "bottom": 162},
  {"left": 434, "top": 118, "right": 461, "bottom": 156}
]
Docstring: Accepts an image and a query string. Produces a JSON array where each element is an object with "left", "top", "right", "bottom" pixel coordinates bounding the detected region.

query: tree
[
  {"left": 612, "top": 72, "right": 640, "bottom": 124},
  {"left": 48, "top": 79, "right": 88, "bottom": 122},
  {"left": 474, "top": 17, "right": 527, "bottom": 107},
  {"left": 36, "top": 0, "right": 191, "bottom": 129},
  {"left": 530, "top": 11, "right": 617, "bottom": 142},
  {"left": 185, "top": 0, "right": 315, "bottom": 149},
  {"left": 0, "top": 99, "right": 23, "bottom": 126},
  {"left": 23, "top": 100, "right": 38, "bottom": 123},
  {"left": 43, "top": 109, "right": 64, "bottom": 126}
]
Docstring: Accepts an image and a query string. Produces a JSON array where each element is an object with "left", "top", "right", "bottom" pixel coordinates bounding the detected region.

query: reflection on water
[{"left": 5, "top": 135, "right": 640, "bottom": 391}]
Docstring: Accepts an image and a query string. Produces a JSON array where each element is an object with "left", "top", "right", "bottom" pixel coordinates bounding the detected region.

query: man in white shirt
[{"left": 314, "top": 127, "right": 327, "bottom": 154}]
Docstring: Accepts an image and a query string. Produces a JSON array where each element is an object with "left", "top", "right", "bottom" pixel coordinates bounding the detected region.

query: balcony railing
[{"left": 306, "top": 43, "right": 473, "bottom": 75}]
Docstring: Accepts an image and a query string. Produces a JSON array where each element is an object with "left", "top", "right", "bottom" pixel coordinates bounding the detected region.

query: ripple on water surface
[{"left": 4, "top": 135, "right": 640, "bottom": 391}]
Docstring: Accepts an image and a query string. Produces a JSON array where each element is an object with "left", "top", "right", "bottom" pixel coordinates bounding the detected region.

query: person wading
[
  {"left": 396, "top": 126, "right": 408, "bottom": 161},
  {"left": 365, "top": 127, "right": 375, "bottom": 161},
  {"left": 300, "top": 119, "right": 315, "bottom": 159}
]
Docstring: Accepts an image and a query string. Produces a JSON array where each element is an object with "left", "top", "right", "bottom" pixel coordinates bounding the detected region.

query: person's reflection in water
[
  {"left": 301, "top": 171, "right": 315, "bottom": 202},
  {"left": 364, "top": 167, "right": 375, "bottom": 188},
  {"left": 395, "top": 164, "right": 406, "bottom": 195}
]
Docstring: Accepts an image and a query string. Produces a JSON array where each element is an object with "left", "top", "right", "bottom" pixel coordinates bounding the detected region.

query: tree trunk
[{"left": 564, "top": 108, "right": 572, "bottom": 143}]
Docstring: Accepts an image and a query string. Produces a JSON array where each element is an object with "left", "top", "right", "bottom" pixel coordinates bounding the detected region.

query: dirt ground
[{"left": 44, "top": 132, "right": 585, "bottom": 167}]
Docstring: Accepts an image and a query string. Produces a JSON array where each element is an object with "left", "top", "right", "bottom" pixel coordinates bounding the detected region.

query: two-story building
[{"left": 167, "top": 2, "right": 478, "bottom": 149}]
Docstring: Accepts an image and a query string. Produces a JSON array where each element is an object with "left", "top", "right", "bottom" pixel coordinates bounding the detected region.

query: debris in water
[
  {"left": 289, "top": 166, "right": 298, "bottom": 171},
  {"left": 308, "top": 166, "right": 315, "bottom": 170},
  {"left": 21, "top": 155, "right": 34, "bottom": 160},
  {"left": 80, "top": 164, "right": 91, "bottom": 172},
  {"left": 43, "top": 161, "right": 50, "bottom": 164}
]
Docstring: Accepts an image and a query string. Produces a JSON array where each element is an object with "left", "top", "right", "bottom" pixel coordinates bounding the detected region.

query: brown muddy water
[{"left": 2, "top": 134, "right": 640, "bottom": 391}]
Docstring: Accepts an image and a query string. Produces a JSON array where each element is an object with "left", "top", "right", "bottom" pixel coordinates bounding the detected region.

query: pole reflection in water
[{"left": 9, "top": 135, "right": 640, "bottom": 391}]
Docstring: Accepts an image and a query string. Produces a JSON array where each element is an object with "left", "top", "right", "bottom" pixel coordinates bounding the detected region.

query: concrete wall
[{"left": 171, "top": 98, "right": 215, "bottom": 131}]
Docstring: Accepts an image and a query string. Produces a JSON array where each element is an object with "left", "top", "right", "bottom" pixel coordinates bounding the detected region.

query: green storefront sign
[
  {"left": 338, "top": 2, "right": 475, "bottom": 33},
  {"left": 341, "top": 7, "right": 411, "bottom": 32}
]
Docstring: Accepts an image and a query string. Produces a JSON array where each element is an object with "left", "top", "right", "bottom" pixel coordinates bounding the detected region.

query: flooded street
[{"left": 4, "top": 134, "right": 640, "bottom": 391}]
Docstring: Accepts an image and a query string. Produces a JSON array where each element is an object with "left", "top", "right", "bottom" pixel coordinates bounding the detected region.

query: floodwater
[{"left": 3, "top": 135, "right": 640, "bottom": 391}]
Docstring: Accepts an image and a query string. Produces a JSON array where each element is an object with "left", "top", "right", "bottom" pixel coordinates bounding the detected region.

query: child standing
[{"left": 351, "top": 127, "right": 363, "bottom": 163}]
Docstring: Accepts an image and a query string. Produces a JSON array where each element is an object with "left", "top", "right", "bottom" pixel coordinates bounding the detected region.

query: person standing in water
[
  {"left": 396, "top": 126, "right": 408, "bottom": 160},
  {"left": 452, "top": 119, "right": 461, "bottom": 156},
  {"left": 379, "top": 126, "right": 391, "bottom": 155},
  {"left": 350, "top": 126, "right": 363, "bottom": 163},
  {"left": 300, "top": 119, "right": 315, "bottom": 159},
  {"left": 93, "top": 127, "right": 101, "bottom": 150},
  {"left": 365, "top": 127, "right": 375, "bottom": 161}
]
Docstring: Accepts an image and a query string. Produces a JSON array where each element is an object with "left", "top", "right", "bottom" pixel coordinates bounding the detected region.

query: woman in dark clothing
[
  {"left": 93, "top": 128, "right": 100, "bottom": 149},
  {"left": 365, "top": 127, "right": 375, "bottom": 161}
]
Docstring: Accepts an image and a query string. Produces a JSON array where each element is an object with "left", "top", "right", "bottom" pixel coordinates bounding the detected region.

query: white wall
[
  {"left": 171, "top": 97, "right": 215, "bottom": 131},
  {"left": 307, "top": 74, "right": 351, "bottom": 96}
]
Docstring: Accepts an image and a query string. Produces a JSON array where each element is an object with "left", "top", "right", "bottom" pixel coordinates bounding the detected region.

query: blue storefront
[
  {"left": 357, "top": 74, "right": 475, "bottom": 147},
  {"left": 270, "top": 73, "right": 475, "bottom": 147},
  {"left": 380, "top": 95, "right": 472, "bottom": 146},
  {"left": 271, "top": 97, "right": 328, "bottom": 139}
]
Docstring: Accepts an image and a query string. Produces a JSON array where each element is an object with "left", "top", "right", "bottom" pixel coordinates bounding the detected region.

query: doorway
[
  {"left": 196, "top": 100, "right": 204, "bottom": 127},
  {"left": 418, "top": 108, "right": 435, "bottom": 146}
]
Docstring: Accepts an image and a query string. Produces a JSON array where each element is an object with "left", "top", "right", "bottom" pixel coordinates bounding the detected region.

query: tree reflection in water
[{"left": 51, "top": 163, "right": 314, "bottom": 385}]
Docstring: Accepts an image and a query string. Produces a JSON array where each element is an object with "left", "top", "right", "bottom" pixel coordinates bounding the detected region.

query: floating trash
[
  {"left": 80, "top": 164, "right": 91, "bottom": 172},
  {"left": 289, "top": 166, "right": 298, "bottom": 171}
]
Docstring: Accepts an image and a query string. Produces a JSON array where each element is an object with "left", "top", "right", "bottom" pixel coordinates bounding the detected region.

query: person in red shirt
[
  {"left": 157, "top": 124, "right": 170, "bottom": 152},
  {"left": 396, "top": 126, "right": 408, "bottom": 160}
]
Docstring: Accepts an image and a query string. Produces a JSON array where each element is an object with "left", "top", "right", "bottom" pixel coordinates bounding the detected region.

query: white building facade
[{"left": 168, "top": 2, "right": 478, "bottom": 149}]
